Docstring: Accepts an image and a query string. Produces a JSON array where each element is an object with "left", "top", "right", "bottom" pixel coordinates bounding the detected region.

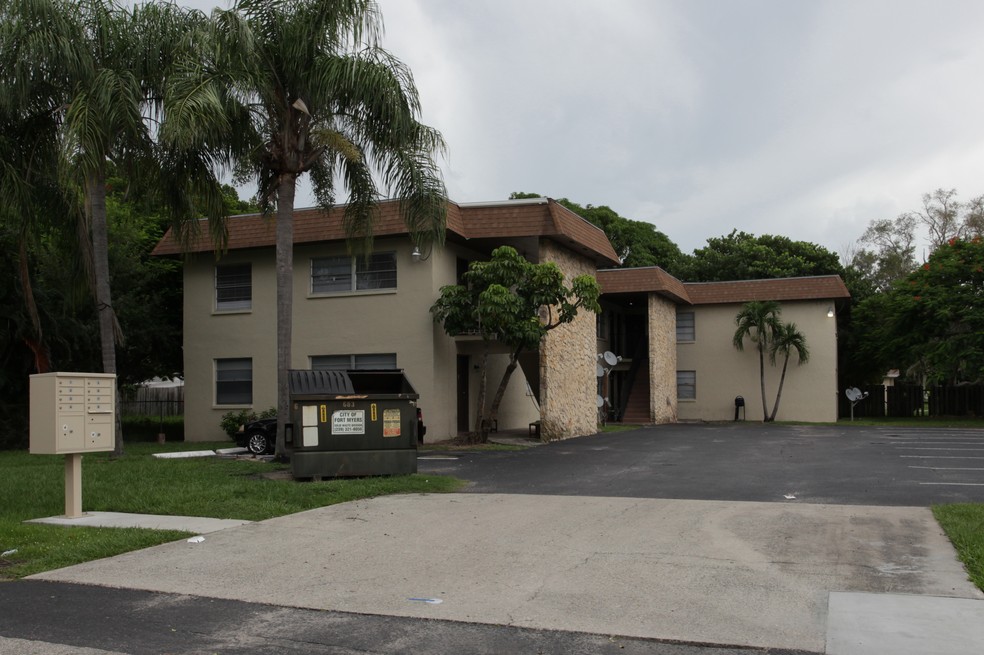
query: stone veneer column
[
  {"left": 538, "top": 240, "right": 597, "bottom": 440},
  {"left": 649, "top": 294, "right": 678, "bottom": 423}
]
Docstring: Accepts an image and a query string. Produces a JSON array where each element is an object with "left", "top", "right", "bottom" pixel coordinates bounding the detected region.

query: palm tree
[
  {"left": 767, "top": 321, "right": 810, "bottom": 422},
  {"left": 164, "top": 0, "right": 447, "bottom": 458},
  {"left": 733, "top": 300, "right": 782, "bottom": 421},
  {"left": 1, "top": 0, "right": 225, "bottom": 454}
]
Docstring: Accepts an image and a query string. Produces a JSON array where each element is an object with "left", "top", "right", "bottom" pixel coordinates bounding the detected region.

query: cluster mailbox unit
[
  {"left": 29, "top": 372, "right": 116, "bottom": 518},
  {"left": 30, "top": 373, "right": 116, "bottom": 454}
]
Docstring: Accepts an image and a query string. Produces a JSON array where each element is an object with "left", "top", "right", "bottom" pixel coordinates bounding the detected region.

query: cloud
[{"left": 183, "top": 0, "right": 984, "bottom": 257}]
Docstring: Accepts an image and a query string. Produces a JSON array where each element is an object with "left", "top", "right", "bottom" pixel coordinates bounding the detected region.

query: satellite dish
[
  {"left": 603, "top": 351, "right": 618, "bottom": 367},
  {"left": 845, "top": 387, "right": 861, "bottom": 402},
  {"left": 596, "top": 395, "right": 605, "bottom": 408},
  {"left": 596, "top": 364, "right": 604, "bottom": 378}
]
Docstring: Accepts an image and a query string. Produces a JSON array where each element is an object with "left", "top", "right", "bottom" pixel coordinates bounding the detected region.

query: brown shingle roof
[
  {"left": 152, "top": 200, "right": 439, "bottom": 256},
  {"left": 597, "top": 267, "right": 691, "bottom": 304},
  {"left": 152, "top": 197, "right": 620, "bottom": 265},
  {"left": 683, "top": 276, "right": 850, "bottom": 304}
]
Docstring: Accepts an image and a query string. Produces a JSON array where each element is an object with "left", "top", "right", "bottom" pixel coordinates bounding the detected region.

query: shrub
[{"left": 219, "top": 408, "right": 275, "bottom": 437}]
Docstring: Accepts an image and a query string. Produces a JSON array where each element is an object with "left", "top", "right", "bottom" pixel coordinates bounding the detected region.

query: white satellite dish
[
  {"left": 596, "top": 395, "right": 605, "bottom": 408},
  {"left": 596, "top": 364, "right": 604, "bottom": 378},
  {"left": 845, "top": 387, "right": 870, "bottom": 421},
  {"left": 603, "top": 351, "right": 618, "bottom": 367}
]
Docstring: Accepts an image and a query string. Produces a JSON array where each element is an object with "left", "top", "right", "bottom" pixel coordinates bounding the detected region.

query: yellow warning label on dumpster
[{"left": 383, "top": 408, "right": 401, "bottom": 437}]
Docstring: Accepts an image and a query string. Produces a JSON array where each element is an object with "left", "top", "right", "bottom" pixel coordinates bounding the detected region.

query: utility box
[
  {"left": 30, "top": 372, "right": 116, "bottom": 454},
  {"left": 288, "top": 369, "right": 419, "bottom": 478}
]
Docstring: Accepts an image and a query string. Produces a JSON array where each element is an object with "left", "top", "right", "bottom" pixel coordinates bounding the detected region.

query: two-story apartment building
[{"left": 152, "top": 197, "right": 849, "bottom": 442}]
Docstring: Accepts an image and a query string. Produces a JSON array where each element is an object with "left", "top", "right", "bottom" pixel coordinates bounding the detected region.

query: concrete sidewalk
[
  {"left": 28, "top": 495, "right": 982, "bottom": 653},
  {"left": 26, "top": 511, "right": 251, "bottom": 534}
]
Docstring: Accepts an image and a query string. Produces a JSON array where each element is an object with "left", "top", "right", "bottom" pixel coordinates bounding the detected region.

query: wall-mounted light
[
  {"left": 827, "top": 306, "right": 835, "bottom": 318},
  {"left": 410, "top": 242, "right": 432, "bottom": 262}
]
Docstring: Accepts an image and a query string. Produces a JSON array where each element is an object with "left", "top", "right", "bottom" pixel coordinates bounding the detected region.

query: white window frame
[
  {"left": 215, "top": 263, "right": 252, "bottom": 311},
  {"left": 215, "top": 358, "right": 252, "bottom": 406},
  {"left": 310, "top": 252, "right": 397, "bottom": 294}
]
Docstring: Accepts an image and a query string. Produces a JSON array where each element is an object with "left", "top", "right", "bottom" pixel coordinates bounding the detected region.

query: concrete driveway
[
  {"left": 20, "top": 424, "right": 984, "bottom": 653},
  {"left": 30, "top": 492, "right": 979, "bottom": 652}
]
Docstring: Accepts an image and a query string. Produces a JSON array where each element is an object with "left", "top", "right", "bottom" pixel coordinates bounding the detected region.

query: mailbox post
[{"left": 29, "top": 372, "right": 116, "bottom": 518}]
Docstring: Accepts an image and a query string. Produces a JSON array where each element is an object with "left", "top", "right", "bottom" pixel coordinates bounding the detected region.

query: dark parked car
[
  {"left": 235, "top": 417, "right": 277, "bottom": 455},
  {"left": 236, "top": 408, "right": 426, "bottom": 456}
]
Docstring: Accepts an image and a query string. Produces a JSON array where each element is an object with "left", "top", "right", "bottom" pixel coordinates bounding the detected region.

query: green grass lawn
[
  {"left": 933, "top": 504, "right": 984, "bottom": 591},
  {"left": 0, "top": 442, "right": 461, "bottom": 579}
]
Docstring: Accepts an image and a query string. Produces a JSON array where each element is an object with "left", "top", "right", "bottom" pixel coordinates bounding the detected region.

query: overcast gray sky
[{"left": 188, "top": 0, "right": 984, "bottom": 256}]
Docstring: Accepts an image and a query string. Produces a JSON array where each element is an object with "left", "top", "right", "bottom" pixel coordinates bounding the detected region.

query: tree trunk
[
  {"left": 18, "top": 237, "right": 49, "bottom": 373},
  {"left": 768, "top": 354, "right": 791, "bottom": 422},
  {"left": 758, "top": 342, "right": 770, "bottom": 422},
  {"left": 87, "top": 171, "right": 123, "bottom": 455},
  {"left": 485, "top": 346, "right": 523, "bottom": 441},
  {"left": 274, "top": 174, "right": 296, "bottom": 460},
  {"left": 471, "top": 345, "right": 489, "bottom": 444}
]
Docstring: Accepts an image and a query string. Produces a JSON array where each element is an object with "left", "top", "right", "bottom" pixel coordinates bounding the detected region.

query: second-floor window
[
  {"left": 215, "top": 263, "right": 251, "bottom": 311},
  {"left": 676, "top": 311, "right": 695, "bottom": 342},
  {"left": 311, "top": 252, "right": 397, "bottom": 294}
]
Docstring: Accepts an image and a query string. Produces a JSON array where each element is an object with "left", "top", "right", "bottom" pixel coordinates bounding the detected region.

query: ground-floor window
[
  {"left": 310, "top": 353, "right": 397, "bottom": 370},
  {"left": 216, "top": 358, "right": 252, "bottom": 405},
  {"left": 677, "top": 370, "right": 696, "bottom": 400}
]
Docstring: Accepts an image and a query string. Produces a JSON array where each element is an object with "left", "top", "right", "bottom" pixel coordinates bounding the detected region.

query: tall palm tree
[
  {"left": 733, "top": 300, "right": 782, "bottom": 422},
  {"left": 165, "top": 0, "right": 447, "bottom": 458},
  {"left": 1, "top": 0, "right": 226, "bottom": 454},
  {"left": 767, "top": 321, "right": 810, "bottom": 422}
]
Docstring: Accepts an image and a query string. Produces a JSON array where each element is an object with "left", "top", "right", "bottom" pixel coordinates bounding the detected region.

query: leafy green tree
[
  {"left": 1, "top": 0, "right": 225, "bottom": 454},
  {"left": 431, "top": 246, "right": 601, "bottom": 443},
  {"left": 509, "top": 192, "right": 687, "bottom": 274},
  {"left": 166, "top": 0, "right": 447, "bottom": 459},
  {"left": 885, "top": 238, "right": 984, "bottom": 384},
  {"left": 0, "top": 162, "right": 218, "bottom": 449},
  {"left": 847, "top": 213, "right": 918, "bottom": 292},
  {"left": 767, "top": 322, "right": 809, "bottom": 421},
  {"left": 687, "top": 230, "right": 844, "bottom": 282},
  {"left": 733, "top": 301, "right": 782, "bottom": 422}
]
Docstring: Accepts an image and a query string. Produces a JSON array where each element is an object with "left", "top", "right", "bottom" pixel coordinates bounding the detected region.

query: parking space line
[
  {"left": 918, "top": 482, "right": 984, "bottom": 486},
  {"left": 896, "top": 447, "right": 984, "bottom": 451},
  {"left": 885, "top": 440, "right": 984, "bottom": 444},
  {"left": 900, "top": 455, "right": 984, "bottom": 459},
  {"left": 909, "top": 466, "right": 984, "bottom": 471}
]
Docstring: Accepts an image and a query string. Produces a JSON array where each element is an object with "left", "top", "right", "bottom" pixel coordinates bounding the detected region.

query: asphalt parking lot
[
  {"left": 419, "top": 422, "right": 984, "bottom": 506},
  {"left": 6, "top": 423, "right": 984, "bottom": 655}
]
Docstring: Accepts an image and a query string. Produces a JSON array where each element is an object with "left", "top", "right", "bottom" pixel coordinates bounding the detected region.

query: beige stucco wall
[
  {"left": 538, "top": 240, "right": 598, "bottom": 440},
  {"left": 676, "top": 300, "right": 839, "bottom": 422},
  {"left": 181, "top": 237, "right": 542, "bottom": 443},
  {"left": 183, "top": 238, "right": 450, "bottom": 442},
  {"left": 182, "top": 249, "right": 278, "bottom": 442},
  {"left": 649, "top": 294, "right": 678, "bottom": 423}
]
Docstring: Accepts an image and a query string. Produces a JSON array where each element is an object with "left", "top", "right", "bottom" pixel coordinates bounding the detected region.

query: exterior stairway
[{"left": 620, "top": 360, "right": 651, "bottom": 424}]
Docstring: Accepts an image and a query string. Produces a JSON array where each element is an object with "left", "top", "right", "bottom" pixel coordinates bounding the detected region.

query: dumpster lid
[{"left": 289, "top": 370, "right": 355, "bottom": 396}]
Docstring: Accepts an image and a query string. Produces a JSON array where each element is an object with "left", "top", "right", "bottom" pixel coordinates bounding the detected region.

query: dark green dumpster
[{"left": 287, "top": 369, "right": 420, "bottom": 478}]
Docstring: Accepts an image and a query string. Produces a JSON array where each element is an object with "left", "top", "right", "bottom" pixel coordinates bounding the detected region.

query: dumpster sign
[
  {"left": 331, "top": 409, "right": 365, "bottom": 435},
  {"left": 383, "top": 408, "right": 401, "bottom": 437}
]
